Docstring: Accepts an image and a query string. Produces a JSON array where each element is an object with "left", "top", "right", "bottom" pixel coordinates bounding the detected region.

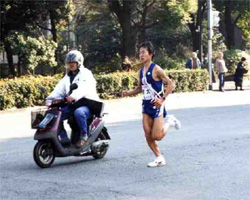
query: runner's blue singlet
[{"left": 140, "top": 63, "right": 167, "bottom": 118}]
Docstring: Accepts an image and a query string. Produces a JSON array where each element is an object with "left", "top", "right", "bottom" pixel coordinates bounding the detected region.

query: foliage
[
  {"left": 223, "top": 49, "right": 250, "bottom": 73},
  {"left": 0, "top": 69, "right": 209, "bottom": 110},
  {"left": 79, "top": 0, "right": 198, "bottom": 67},
  {"left": 154, "top": 47, "right": 186, "bottom": 70},
  {"left": 214, "top": 0, "right": 250, "bottom": 48},
  {"left": 236, "top": 11, "right": 250, "bottom": 45},
  {"left": 0, "top": 75, "right": 59, "bottom": 110},
  {"left": 97, "top": 69, "right": 209, "bottom": 98},
  {"left": 202, "top": 20, "right": 227, "bottom": 57},
  {"left": 73, "top": 0, "right": 122, "bottom": 69},
  {"left": 6, "top": 32, "right": 58, "bottom": 72},
  {"left": 1, "top": 0, "right": 74, "bottom": 76},
  {"left": 92, "top": 56, "right": 123, "bottom": 74},
  {"left": 166, "top": 0, "right": 198, "bottom": 25}
]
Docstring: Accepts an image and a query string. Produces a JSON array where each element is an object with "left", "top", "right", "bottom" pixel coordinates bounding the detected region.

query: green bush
[
  {"left": 153, "top": 47, "right": 186, "bottom": 70},
  {"left": 0, "top": 76, "right": 59, "bottom": 110},
  {"left": 96, "top": 69, "right": 209, "bottom": 98},
  {"left": 0, "top": 69, "right": 209, "bottom": 110},
  {"left": 96, "top": 72, "right": 138, "bottom": 99}
]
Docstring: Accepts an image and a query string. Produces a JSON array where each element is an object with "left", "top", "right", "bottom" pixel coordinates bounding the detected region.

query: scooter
[{"left": 32, "top": 85, "right": 110, "bottom": 168}]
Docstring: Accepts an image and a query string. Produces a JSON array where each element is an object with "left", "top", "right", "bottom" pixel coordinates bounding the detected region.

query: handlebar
[{"left": 45, "top": 99, "right": 68, "bottom": 108}]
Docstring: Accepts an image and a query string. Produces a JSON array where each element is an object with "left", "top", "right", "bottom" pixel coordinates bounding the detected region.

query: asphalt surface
[{"left": 0, "top": 83, "right": 250, "bottom": 200}]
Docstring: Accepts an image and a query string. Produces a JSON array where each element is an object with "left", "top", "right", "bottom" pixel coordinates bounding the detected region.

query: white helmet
[{"left": 65, "top": 50, "right": 84, "bottom": 67}]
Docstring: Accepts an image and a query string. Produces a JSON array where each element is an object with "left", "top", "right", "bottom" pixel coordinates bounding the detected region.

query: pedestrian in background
[
  {"left": 185, "top": 52, "right": 201, "bottom": 70},
  {"left": 122, "top": 56, "right": 132, "bottom": 72},
  {"left": 234, "top": 57, "right": 248, "bottom": 91},
  {"left": 214, "top": 52, "right": 228, "bottom": 92}
]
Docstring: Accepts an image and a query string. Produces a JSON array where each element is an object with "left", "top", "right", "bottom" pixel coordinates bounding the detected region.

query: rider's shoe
[
  {"left": 76, "top": 134, "right": 88, "bottom": 149},
  {"left": 147, "top": 155, "right": 166, "bottom": 168}
]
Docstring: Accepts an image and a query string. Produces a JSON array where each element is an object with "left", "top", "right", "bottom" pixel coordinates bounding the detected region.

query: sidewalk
[
  {"left": 0, "top": 80, "right": 250, "bottom": 140},
  {"left": 104, "top": 80, "right": 250, "bottom": 121}
]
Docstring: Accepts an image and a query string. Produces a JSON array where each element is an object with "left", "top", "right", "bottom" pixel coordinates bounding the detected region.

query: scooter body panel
[{"left": 34, "top": 107, "right": 108, "bottom": 157}]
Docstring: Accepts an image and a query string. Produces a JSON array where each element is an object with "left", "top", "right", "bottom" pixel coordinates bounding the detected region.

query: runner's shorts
[{"left": 142, "top": 100, "right": 167, "bottom": 119}]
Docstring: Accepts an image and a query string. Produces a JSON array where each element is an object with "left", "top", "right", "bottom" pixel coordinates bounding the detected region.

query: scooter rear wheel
[
  {"left": 33, "top": 141, "right": 55, "bottom": 168},
  {"left": 92, "top": 128, "right": 109, "bottom": 159},
  {"left": 92, "top": 145, "right": 108, "bottom": 159}
]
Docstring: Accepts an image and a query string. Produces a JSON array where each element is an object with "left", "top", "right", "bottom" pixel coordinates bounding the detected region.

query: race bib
[{"left": 142, "top": 85, "right": 154, "bottom": 100}]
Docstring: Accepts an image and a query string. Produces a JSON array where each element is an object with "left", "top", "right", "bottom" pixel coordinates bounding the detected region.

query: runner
[{"left": 122, "top": 41, "right": 181, "bottom": 167}]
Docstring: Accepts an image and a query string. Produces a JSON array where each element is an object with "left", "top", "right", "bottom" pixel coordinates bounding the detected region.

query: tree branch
[
  {"left": 107, "top": 0, "right": 122, "bottom": 19},
  {"left": 136, "top": 7, "right": 143, "bottom": 15},
  {"left": 144, "top": 19, "right": 159, "bottom": 29},
  {"left": 145, "top": 0, "right": 156, "bottom": 9},
  {"left": 34, "top": 21, "right": 52, "bottom": 31},
  {"left": 234, "top": 13, "right": 241, "bottom": 25}
]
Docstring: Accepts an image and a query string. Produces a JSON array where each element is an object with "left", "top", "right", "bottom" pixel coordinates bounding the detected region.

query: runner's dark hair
[{"left": 139, "top": 41, "right": 155, "bottom": 60}]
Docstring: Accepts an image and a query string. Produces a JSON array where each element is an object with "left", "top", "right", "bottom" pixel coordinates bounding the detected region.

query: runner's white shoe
[
  {"left": 147, "top": 155, "right": 166, "bottom": 167},
  {"left": 166, "top": 115, "right": 181, "bottom": 130}
]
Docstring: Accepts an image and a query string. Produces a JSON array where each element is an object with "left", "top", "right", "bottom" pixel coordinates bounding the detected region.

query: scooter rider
[{"left": 47, "top": 50, "right": 99, "bottom": 148}]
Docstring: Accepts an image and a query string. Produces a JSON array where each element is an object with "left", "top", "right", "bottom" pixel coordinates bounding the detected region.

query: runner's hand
[
  {"left": 122, "top": 91, "right": 130, "bottom": 97},
  {"left": 153, "top": 97, "right": 164, "bottom": 109}
]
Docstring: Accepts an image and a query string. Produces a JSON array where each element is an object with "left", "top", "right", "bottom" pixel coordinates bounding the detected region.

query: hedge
[
  {"left": 96, "top": 69, "right": 209, "bottom": 98},
  {"left": 0, "top": 75, "right": 61, "bottom": 110},
  {"left": 0, "top": 69, "right": 209, "bottom": 110}
]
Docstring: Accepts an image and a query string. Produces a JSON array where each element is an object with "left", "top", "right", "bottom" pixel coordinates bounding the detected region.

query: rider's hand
[
  {"left": 45, "top": 99, "right": 52, "bottom": 106},
  {"left": 153, "top": 97, "right": 164, "bottom": 109},
  {"left": 122, "top": 91, "right": 130, "bottom": 97},
  {"left": 66, "top": 96, "right": 75, "bottom": 103}
]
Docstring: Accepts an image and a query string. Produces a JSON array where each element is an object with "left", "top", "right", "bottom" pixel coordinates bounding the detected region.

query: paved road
[{"left": 1, "top": 84, "right": 250, "bottom": 200}]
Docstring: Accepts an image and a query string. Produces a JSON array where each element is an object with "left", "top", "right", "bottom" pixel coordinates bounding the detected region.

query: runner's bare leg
[{"left": 143, "top": 114, "right": 161, "bottom": 157}]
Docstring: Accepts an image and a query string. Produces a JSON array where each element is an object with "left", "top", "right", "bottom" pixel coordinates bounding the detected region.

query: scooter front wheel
[{"left": 33, "top": 141, "right": 55, "bottom": 168}]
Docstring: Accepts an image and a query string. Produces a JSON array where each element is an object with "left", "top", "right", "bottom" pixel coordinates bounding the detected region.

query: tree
[
  {"left": 0, "top": 0, "right": 74, "bottom": 77},
  {"left": 7, "top": 32, "right": 57, "bottom": 75},
  {"left": 71, "top": 0, "right": 122, "bottom": 70},
  {"left": 107, "top": 0, "right": 137, "bottom": 57},
  {"left": 187, "top": 0, "right": 206, "bottom": 53},
  {"left": 71, "top": 0, "right": 202, "bottom": 70},
  {"left": 214, "top": 0, "right": 250, "bottom": 49},
  {"left": 33, "top": 0, "right": 75, "bottom": 62},
  {"left": 1, "top": 0, "right": 39, "bottom": 76}
]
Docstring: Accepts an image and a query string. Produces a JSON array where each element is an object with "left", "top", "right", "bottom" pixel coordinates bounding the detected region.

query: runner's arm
[
  {"left": 155, "top": 66, "right": 173, "bottom": 99},
  {"left": 122, "top": 72, "right": 142, "bottom": 97}
]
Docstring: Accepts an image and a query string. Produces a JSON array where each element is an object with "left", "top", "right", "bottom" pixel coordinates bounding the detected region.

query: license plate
[{"left": 38, "top": 113, "right": 55, "bottom": 129}]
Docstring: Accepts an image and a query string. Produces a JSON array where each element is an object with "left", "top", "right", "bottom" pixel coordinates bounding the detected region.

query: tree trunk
[
  {"left": 49, "top": 10, "right": 58, "bottom": 74},
  {"left": 121, "top": 17, "right": 136, "bottom": 58},
  {"left": 224, "top": 0, "right": 235, "bottom": 49},
  {"left": 4, "top": 41, "right": 16, "bottom": 77},
  {"left": 17, "top": 54, "right": 21, "bottom": 76},
  {"left": 108, "top": 0, "right": 137, "bottom": 58},
  {"left": 188, "top": 14, "right": 200, "bottom": 52},
  {"left": 138, "top": 4, "right": 147, "bottom": 45},
  {"left": 49, "top": 12, "right": 57, "bottom": 44},
  {"left": 188, "top": 1, "right": 206, "bottom": 64},
  {"left": 197, "top": 0, "right": 204, "bottom": 65},
  {"left": 192, "top": 32, "right": 200, "bottom": 52}
]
